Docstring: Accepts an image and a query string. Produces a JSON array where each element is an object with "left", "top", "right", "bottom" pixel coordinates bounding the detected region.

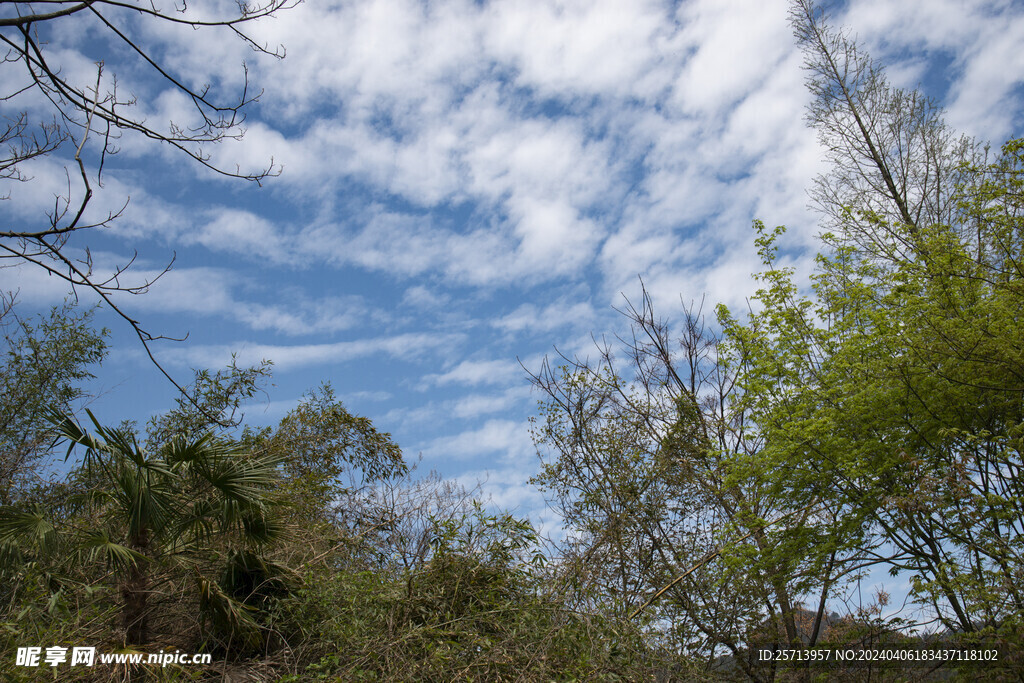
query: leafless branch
[{"left": 1, "top": 0, "right": 298, "bottom": 422}]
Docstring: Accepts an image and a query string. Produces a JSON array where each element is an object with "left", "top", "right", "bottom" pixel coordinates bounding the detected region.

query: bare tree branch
[{"left": 1, "top": 0, "right": 298, "bottom": 422}]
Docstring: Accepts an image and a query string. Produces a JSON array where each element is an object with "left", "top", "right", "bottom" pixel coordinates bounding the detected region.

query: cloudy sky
[{"left": 4, "top": 0, "right": 1024, "bottom": 525}]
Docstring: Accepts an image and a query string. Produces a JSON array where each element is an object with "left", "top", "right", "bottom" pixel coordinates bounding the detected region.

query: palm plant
[{"left": 32, "top": 410, "right": 287, "bottom": 646}]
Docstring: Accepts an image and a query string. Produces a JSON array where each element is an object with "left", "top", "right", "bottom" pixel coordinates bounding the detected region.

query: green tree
[
  {"left": 790, "top": 0, "right": 977, "bottom": 251},
  {"left": 272, "top": 490, "right": 677, "bottom": 682},
  {"left": 146, "top": 357, "right": 275, "bottom": 446},
  {"left": 530, "top": 4, "right": 1023, "bottom": 674},
  {"left": 0, "top": 410, "right": 288, "bottom": 648},
  {"left": 721, "top": 146, "right": 1024, "bottom": 638},
  {"left": 0, "top": 300, "right": 107, "bottom": 504},
  {"left": 257, "top": 383, "right": 407, "bottom": 528},
  {"left": 712, "top": 2, "right": 1024, "bottom": 639}
]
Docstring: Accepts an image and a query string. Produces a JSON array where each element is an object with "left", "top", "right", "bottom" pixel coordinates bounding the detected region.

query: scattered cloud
[
  {"left": 492, "top": 300, "right": 597, "bottom": 335},
  {"left": 157, "top": 331, "right": 465, "bottom": 371},
  {"left": 7, "top": 1, "right": 1024, "bottom": 548},
  {"left": 420, "top": 419, "right": 533, "bottom": 462},
  {"left": 451, "top": 385, "right": 532, "bottom": 419},
  {"left": 422, "top": 359, "right": 527, "bottom": 388}
]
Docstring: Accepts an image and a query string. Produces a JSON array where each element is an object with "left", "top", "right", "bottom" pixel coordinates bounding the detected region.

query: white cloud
[
  {"left": 0, "top": 246, "right": 373, "bottom": 339},
  {"left": 944, "top": 14, "right": 1024, "bottom": 142},
  {"left": 670, "top": 0, "right": 791, "bottom": 116},
  {"left": 423, "top": 358, "right": 526, "bottom": 388},
  {"left": 420, "top": 418, "right": 532, "bottom": 462},
  {"left": 841, "top": 0, "right": 1024, "bottom": 142},
  {"left": 0, "top": 261, "right": 86, "bottom": 307},
  {"left": 451, "top": 385, "right": 532, "bottom": 419},
  {"left": 492, "top": 299, "right": 597, "bottom": 335},
  {"left": 191, "top": 208, "right": 296, "bottom": 264},
  {"left": 158, "top": 331, "right": 465, "bottom": 371},
  {"left": 454, "top": 466, "right": 550, "bottom": 520},
  {"left": 2, "top": 155, "right": 132, "bottom": 227},
  {"left": 97, "top": 264, "right": 372, "bottom": 336},
  {"left": 401, "top": 285, "right": 450, "bottom": 310},
  {"left": 483, "top": 0, "right": 672, "bottom": 100},
  {"left": 10, "top": 0, "right": 1024, "bottom": 547}
]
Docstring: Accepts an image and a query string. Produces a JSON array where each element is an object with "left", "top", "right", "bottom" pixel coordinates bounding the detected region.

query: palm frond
[
  {"left": 79, "top": 529, "right": 149, "bottom": 570},
  {"left": 0, "top": 504, "right": 58, "bottom": 555},
  {"left": 196, "top": 570, "right": 262, "bottom": 647},
  {"left": 219, "top": 549, "right": 293, "bottom": 607},
  {"left": 241, "top": 508, "right": 287, "bottom": 546},
  {"left": 47, "top": 408, "right": 109, "bottom": 466}
]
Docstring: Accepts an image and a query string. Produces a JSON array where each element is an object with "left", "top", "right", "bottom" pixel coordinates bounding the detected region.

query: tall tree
[
  {"left": 790, "top": 0, "right": 977, "bottom": 259},
  {"left": 249, "top": 382, "right": 407, "bottom": 537},
  {"left": 529, "top": 289, "right": 832, "bottom": 679},
  {"left": 715, "top": 1, "right": 1024, "bottom": 637}
]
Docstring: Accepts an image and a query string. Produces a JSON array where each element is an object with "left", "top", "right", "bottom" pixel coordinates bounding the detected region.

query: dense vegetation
[
  {"left": 2, "top": 1, "right": 1022, "bottom": 681},
  {"left": 0, "top": 318, "right": 683, "bottom": 680}
]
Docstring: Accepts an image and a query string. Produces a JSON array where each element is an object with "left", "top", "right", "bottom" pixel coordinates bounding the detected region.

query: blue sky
[{"left": 4, "top": 0, "right": 1024, "bottom": 536}]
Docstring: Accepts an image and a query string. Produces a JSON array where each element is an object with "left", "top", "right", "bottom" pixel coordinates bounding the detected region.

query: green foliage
[
  {"left": 272, "top": 503, "right": 676, "bottom": 682},
  {"left": 146, "top": 357, "right": 274, "bottom": 445},
  {"left": 0, "top": 407, "right": 289, "bottom": 658},
  {"left": 0, "top": 301, "right": 107, "bottom": 503},
  {"left": 253, "top": 383, "right": 407, "bottom": 527},
  {"left": 527, "top": 301, "right": 827, "bottom": 677},
  {"left": 0, "top": 294, "right": 694, "bottom": 683},
  {"left": 80, "top": 412, "right": 287, "bottom": 645},
  {"left": 719, "top": 139, "right": 1024, "bottom": 636}
]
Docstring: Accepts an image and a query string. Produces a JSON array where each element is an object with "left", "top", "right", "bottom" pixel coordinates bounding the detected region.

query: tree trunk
[{"left": 122, "top": 530, "right": 151, "bottom": 645}]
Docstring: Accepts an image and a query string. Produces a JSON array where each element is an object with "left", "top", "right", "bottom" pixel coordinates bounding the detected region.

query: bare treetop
[{"left": 1, "top": 0, "right": 297, "bottom": 401}]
